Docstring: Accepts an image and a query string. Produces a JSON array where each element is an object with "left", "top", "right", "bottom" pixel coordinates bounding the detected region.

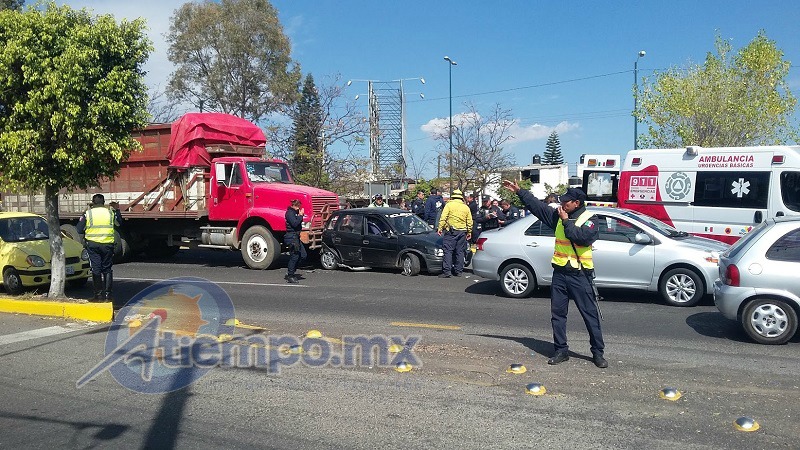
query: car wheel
[
  {"left": 320, "top": 248, "right": 338, "bottom": 270},
  {"left": 3, "top": 268, "right": 24, "bottom": 295},
  {"left": 741, "top": 298, "right": 798, "bottom": 345},
  {"left": 659, "top": 268, "right": 704, "bottom": 307},
  {"left": 401, "top": 253, "right": 420, "bottom": 276},
  {"left": 240, "top": 225, "right": 279, "bottom": 270},
  {"left": 500, "top": 263, "right": 536, "bottom": 298}
]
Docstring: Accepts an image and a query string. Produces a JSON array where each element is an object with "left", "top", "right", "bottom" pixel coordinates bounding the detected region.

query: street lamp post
[
  {"left": 444, "top": 55, "right": 457, "bottom": 186},
  {"left": 634, "top": 50, "right": 646, "bottom": 150}
]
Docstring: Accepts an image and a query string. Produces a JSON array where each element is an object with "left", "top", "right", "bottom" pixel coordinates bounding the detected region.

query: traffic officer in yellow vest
[
  {"left": 437, "top": 189, "right": 473, "bottom": 278},
  {"left": 77, "top": 194, "right": 122, "bottom": 301},
  {"left": 502, "top": 181, "right": 607, "bottom": 369}
]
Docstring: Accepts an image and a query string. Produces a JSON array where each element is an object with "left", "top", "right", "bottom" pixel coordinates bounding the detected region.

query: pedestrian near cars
[
  {"left": 77, "top": 193, "right": 122, "bottom": 301},
  {"left": 499, "top": 200, "right": 521, "bottom": 226},
  {"left": 544, "top": 193, "right": 560, "bottom": 209},
  {"left": 437, "top": 189, "right": 472, "bottom": 278},
  {"left": 424, "top": 188, "right": 444, "bottom": 227},
  {"left": 284, "top": 199, "right": 306, "bottom": 284},
  {"left": 476, "top": 196, "right": 504, "bottom": 233},
  {"left": 410, "top": 191, "right": 426, "bottom": 217},
  {"left": 502, "top": 181, "right": 608, "bottom": 369},
  {"left": 368, "top": 193, "right": 389, "bottom": 208}
]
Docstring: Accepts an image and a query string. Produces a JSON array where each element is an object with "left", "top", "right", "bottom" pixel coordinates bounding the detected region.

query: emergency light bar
[{"left": 772, "top": 155, "right": 785, "bottom": 164}]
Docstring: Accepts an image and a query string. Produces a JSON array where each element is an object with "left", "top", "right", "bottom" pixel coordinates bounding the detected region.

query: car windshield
[
  {"left": 245, "top": 162, "right": 292, "bottom": 183},
  {"left": 619, "top": 210, "right": 688, "bottom": 238},
  {"left": 0, "top": 217, "right": 49, "bottom": 242},
  {"left": 385, "top": 212, "right": 433, "bottom": 235}
]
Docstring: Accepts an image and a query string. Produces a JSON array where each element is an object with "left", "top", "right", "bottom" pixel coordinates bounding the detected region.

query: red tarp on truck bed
[{"left": 167, "top": 112, "right": 267, "bottom": 168}]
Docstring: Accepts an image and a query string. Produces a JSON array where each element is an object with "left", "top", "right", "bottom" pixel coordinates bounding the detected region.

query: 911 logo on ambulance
[{"left": 629, "top": 175, "right": 658, "bottom": 201}]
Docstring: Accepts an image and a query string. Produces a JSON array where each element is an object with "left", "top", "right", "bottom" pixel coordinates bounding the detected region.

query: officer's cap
[{"left": 558, "top": 188, "right": 587, "bottom": 203}]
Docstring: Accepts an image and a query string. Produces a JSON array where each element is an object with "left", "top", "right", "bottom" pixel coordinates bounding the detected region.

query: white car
[{"left": 472, "top": 207, "right": 729, "bottom": 306}]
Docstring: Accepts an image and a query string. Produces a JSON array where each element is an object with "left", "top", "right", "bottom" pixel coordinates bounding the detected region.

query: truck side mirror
[{"left": 215, "top": 163, "right": 227, "bottom": 186}]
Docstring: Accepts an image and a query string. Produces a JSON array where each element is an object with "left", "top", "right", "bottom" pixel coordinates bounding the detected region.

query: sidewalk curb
[{"left": 0, "top": 298, "right": 112, "bottom": 322}]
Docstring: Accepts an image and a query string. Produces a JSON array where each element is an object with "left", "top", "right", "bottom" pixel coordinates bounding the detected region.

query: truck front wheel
[{"left": 241, "top": 225, "right": 279, "bottom": 270}]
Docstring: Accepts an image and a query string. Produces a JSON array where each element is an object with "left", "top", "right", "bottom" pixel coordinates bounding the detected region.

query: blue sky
[{"left": 59, "top": 1, "right": 800, "bottom": 177}]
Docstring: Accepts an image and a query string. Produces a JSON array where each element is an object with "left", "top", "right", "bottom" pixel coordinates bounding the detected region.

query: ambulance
[
  {"left": 617, "top": 145, "right": 800, "bottom": 244},
  {"left": 577, "top": 154, "right": 621, "bottom": 207}
]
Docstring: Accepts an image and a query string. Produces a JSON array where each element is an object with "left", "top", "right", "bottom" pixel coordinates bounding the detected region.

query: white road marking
[
  {"left": 117, "top": 277, "right": 307, "bottom": 288},
  {"left": 0, "top": 325, "right": 86, "bottom": 346}
]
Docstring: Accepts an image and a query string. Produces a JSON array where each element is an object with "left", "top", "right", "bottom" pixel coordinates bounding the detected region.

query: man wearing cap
[
  {"left": 368, "top": 194, "right": 389, "bottom": 207},
  {"left": 502, "top": 181, "right": 608, "bottom": 369},
  {"left": 410, "top": 190, "right": 426, "bottom": 218},
  {"left": 437, "top": 189, "right": 472, "bottom": 278},
  {"left": 476, "top": 196, "right": 504, "bottom": 234}
]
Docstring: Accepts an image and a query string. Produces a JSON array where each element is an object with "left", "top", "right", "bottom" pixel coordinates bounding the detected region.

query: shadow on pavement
[
  {"left": 0, "top": 411, "right": 128, "bottom": 445},
  {"left": 473, "top": 333, "right": 595, "bottom": 363}
]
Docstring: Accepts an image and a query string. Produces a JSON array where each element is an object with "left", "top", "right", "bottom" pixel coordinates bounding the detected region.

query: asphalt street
[{"left": 0, "top": 248, "right": 798, "bottom": 449}]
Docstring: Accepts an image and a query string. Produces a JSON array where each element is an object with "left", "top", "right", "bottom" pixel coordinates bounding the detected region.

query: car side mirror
[{"left": 634, "top": 232, "right": 652, "bottom": 245}]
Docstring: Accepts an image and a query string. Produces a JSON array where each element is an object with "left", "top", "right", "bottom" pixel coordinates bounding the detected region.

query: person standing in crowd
[
  {"left": 499, "top": 199, "right": 521, "bottom": 226},
  {"left": 77, "top": 193, "right": 122, "bottom": 301},
  {"left": 284, "top": 199, "right": 306, "bottom": 284},
  {"left": 398, "top": 198, "right": 408, "bottom": 211},
  {"left": 424, "top": 188, "right": 443, "bottom": 227},
  {"left": 503, "top": 181, "right": 607, "bottom": 369},
  {"left": 476, "top": 196, "right": 504, "bottom": 234},
  {"left": 437, "top": 189, "right": 472, "bottom": 278},
  {"left": 368, "top": 193, "right": 389, "bottom": 208},
  {"left": 410, "top": 190, "right": 426, "bottom": 217},
  {"left": 466, "top": 192, "right": 479, "bottom": 216}
]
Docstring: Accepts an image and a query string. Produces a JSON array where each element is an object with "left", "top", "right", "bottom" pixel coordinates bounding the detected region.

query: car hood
[
  {"left": 9, "top": 238, "right": 84, "bottom": 261},
  {"left": 399, "top": 231, "right": 443, "bottom": 247},
  {"left": 673, "top": 235, "right": 730, "bottom": 253}
]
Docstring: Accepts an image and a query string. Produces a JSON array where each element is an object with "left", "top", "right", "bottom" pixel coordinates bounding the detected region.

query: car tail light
[
  {"left": 723, "top": 264, "right": 740, "bottom": 286},
  {"left": 476, "top": 237, "right": 488, "bottom": 251}
]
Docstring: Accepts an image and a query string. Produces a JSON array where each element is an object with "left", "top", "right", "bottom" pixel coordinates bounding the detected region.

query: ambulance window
[
  {"left": 693, "top": 172, "right": 770, "bottom": 208},
  {"left": 780, "top": 172, "right": 800, "bottom": 212}
]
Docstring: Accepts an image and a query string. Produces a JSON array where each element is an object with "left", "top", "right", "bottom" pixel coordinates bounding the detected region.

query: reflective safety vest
[
  {"left": 84, "top": 207, "right": 115, "bottom": 244},
  {"left": 552, "top": 210, "right": 594, "bottom": 269}
]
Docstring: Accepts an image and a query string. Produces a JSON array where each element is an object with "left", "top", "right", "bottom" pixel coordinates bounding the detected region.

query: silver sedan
[{"left": 472, "top": 207, "right": 729, "bottom": 306}]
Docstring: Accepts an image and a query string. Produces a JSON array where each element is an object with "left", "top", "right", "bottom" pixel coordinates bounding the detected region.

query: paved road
[{"left": 0, "top": 248, "right": 798, "bottom": 449}]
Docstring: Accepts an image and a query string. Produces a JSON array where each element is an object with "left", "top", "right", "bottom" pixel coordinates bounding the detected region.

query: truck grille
[{"left": 311, "top": 196, "right": 340, "bottom": 229}]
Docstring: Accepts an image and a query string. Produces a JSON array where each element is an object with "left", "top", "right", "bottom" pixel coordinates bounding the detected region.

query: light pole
[
  {"left": 634, "top": 50, "right": 646, "bottom": 150},
  {"left": 444, "top": 55, "right": 457, "bottom": 186}
]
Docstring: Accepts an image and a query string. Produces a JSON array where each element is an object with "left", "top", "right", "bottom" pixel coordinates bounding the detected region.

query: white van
[
  {"left": 577, "top": 154, "right": 621, "bottom": 207},
  {"left": 617, "top": 145, "right": 800, "bottom": 244}
]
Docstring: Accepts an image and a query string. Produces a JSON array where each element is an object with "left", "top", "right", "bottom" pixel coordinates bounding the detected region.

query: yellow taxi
[{"left": 0, "top": 212, "right": 90, "bottom": 294}]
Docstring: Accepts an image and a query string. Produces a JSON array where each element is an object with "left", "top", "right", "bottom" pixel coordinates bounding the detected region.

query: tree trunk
[{"left": 45, "top": 186, "right": 66, "bottom": 299}]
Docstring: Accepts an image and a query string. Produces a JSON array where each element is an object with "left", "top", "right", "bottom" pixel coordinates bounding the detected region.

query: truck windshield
[
  {"left": 0, "top": 217, "right": 49, "bottom": 242},
  {"left": 245, "top": 162, "right": 292, "bottom": 183}
]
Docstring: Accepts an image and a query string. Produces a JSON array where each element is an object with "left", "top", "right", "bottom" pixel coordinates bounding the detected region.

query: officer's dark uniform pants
[
  {"left": 442, "top": 230, "right": 467, "bottom": 275},
  {"left": 550, "top": 270, "right": 605, "bottom": 357},
  {"left": 286, "top": 233, "right": 307, "bottom": 277},
  {"left": 86, "top": 241, "right": 114, "bottom": 275}
]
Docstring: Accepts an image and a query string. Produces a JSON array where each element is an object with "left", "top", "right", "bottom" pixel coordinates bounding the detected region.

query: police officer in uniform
[
  {"left": 284, "top": 199, "right": 306, "bottom": 284},
  {"left": 77, "top": 194, "right": 122, "bottom": 301},
  {"left": 437, "top": 189, "right": 472, "bottom": 278},
  {"left": 410, "top": 190, "right": 426, "bottom": 218},
  {"left": 502, "top": 181, "right": 608, "bottom": 369},
  {"left": 499, "top": 199, "right": 521, "bottom": 226}
]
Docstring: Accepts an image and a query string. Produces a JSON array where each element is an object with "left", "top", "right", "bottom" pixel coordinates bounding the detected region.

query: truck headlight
[
  {"left": 81, "top": 249, "right": 90, "bottom": 261},
  {"left": 26, "top": 255, "right": 46, "bottom": 267}
]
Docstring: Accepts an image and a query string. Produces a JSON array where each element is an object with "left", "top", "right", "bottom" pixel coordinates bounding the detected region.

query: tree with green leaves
[
  {"left": 543, "top": 131, "right": 564, "bottom": 165},
  {"left": 166, "top": 0, "right": 301, "bottom": 123},
  {"left": 636, "top": 31, "right": 798, "bottom": 148},
  {"left": 0, "top": 2, "right": 151, "bottom": 298},
  {"left": 0, "top": 0, "right": 23, "bottom": 11},
  {"left": 291, "top": 74, "right": 326, "bottom": 186}
]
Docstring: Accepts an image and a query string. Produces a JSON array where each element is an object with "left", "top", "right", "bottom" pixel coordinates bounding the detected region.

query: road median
[{"left": 0, "top": 297, "right": 112, "bottom": 322}]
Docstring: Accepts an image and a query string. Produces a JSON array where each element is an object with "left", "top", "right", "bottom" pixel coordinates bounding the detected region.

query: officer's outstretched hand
[
  {"left": 502, "top": 180, "right": 520, "bottom": 193},
  {"left": 437, "top": 230, "right": 442, "bottom": 236}
]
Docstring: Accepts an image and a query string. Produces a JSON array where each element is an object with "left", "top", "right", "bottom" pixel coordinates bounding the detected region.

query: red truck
[{"left": 1, "top": 113, "right": 340, "bottom": 269}]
